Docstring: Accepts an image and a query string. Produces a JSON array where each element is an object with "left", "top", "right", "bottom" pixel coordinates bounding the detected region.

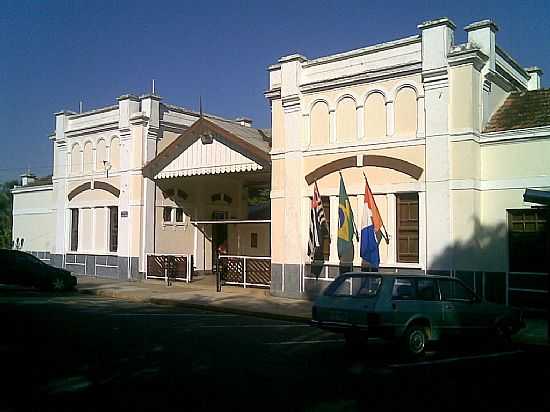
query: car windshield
[{"left": 324, "top": 274, "right": 382, "bottom": 298}]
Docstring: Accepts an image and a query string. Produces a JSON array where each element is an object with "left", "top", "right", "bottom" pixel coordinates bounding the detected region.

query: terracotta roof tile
[{"left": 484, "top": 89, "right": 550, "bottom": 132}]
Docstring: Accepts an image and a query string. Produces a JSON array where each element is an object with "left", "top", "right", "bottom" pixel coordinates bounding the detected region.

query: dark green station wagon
[{"left": 311, "top": 272, "right": 525, "bottom": 356}]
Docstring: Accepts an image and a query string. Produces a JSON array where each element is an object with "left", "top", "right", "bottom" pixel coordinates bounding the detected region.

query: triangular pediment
[{"left": 143, "top": 118, "right": 270, "bottom": 179}]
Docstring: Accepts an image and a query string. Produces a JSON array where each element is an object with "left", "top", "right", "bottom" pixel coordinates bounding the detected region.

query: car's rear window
[{"left": 324, "top": 274, "right": 382, "bottom": 298}]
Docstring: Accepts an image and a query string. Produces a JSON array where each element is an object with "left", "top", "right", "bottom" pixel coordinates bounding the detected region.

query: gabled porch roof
[{"left": 143, "top": 117, "right": 271, "bottom": 179}]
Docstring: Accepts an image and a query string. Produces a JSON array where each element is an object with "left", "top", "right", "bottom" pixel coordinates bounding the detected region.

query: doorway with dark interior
[{"left": 212, "top": 211, "right": 228, "bottom": 272}]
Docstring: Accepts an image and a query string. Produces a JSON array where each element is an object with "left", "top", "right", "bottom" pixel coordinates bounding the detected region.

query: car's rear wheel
[
  {"left": 344, "top": 331, "right": 367, "bottom": 351},
  {"left": 51, "top": 277, "right": 66, "bottom": 291},
  {"left": 402, "top": 325, "right": 427, "bottom": 357},
  {"left": 494, "top": 322, "right": 513, "bottom": 348}
]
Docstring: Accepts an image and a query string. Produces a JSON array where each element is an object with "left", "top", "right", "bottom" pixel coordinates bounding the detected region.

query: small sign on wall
[{"left": 121, "top": 211, "right": 128, "bottom": 218}]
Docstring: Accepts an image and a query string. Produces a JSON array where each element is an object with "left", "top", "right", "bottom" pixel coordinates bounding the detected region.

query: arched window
[
  {"left": 336, "top": 97, "right": 357, "bottom": 143},
  {"left": 310, "top": 101, "right": 330, "bottom": 146},
  {"left": 110, "top": 137, "right": 120, "bottom": 171},
  {"left": 71, "top": 144, "right": 81, "bottom": 175},
  {"left": 394, "top": 87, "right": 417, "bottom": 137},
  {"left": 83, "top": 141, "right": 93, "bottom": 174},
  {"left": 96, "top": 139, "right": 106, "bottom": 171},
  {"left": 364, "top": 93, "right": 386, "bottom": 139}
]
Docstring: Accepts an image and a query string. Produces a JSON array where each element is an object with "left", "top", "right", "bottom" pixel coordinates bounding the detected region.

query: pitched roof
[
  {"left": 143, "top": 117, "right": 271, "bottom": 179},
  {"left": 207, "top": 118, "right": 271, "bottom": 153},
  {"left": 484, "top": 89, "right": 550, "bottom": 133}
]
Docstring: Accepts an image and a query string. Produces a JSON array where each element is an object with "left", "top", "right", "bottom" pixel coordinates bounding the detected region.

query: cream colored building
[
  {"left": 12, "top": 17, "right": 548, "bottom": 306},
  {"left": 265, "top": 18, "right": 548, "bottom": 303}
]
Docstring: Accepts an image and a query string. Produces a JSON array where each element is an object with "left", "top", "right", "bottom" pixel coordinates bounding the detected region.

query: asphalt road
[{"left": 1, "top": 287, "right": 549, "bottom": 412}]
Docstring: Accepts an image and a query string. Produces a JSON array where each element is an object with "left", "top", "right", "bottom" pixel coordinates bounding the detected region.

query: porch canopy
[{"left": 143, "top": 116, "right": 271, "bottom": 180}]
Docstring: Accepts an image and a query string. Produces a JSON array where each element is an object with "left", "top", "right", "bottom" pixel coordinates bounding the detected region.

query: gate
[
  {"left": 146, "top": 254, "right": 193, "bottom": 283},
  {"left": 218, "top": 255, "right": 271, "bottom": 288}
]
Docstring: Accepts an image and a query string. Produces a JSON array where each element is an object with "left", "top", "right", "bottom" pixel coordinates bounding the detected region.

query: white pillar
[
  {"left": 418, "top": 191, "right": 427, "bottom": 270},
  {"left": 303, "top": 113, "right": 310, "bottom": 147},
  {"left": 354, "top": 194, "right": 364, "bottom": 267},
  {"left": 357, "top": 105, "right": 365, "bottom": 141},
  {"left": 386, "top": 193, "right": 397, "bottom": 265},
  {"left": 417, "top": 95, "right": 425, "bottom": 138},
  {"left": 386, "top": 100, "right": 395, "bottom": 137},
  {"left": 329, "top": 109, "right": 336, "bottom": 143},
  {"left": 329, "top": 195, "right": 339, "bottom": 264}
]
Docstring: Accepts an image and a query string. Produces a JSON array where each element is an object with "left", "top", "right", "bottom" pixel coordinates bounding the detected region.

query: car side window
[
  {"left": 417, "top": 279, "right": 437, "bottom": 301},
  {"left": 392, "top": 278, "right": 416, "bottom": 300},
  {"left": 438, "top": 279, "right": 474, "bottom": 302}
]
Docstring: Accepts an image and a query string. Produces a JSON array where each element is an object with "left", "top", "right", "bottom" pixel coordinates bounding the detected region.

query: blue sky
[{"left": 1, "top": 0, "right": 548, "bottom": 181}]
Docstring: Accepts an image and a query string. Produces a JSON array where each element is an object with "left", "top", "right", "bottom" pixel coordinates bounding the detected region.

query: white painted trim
[
  {"left": 303, "top": 182, "right": 425, "bottom": 197},
  {"left": 271, "top": 136, "right": 425, "bottom": 158},
  {"left": 11, "top": 185, "right": 53, "bottom": 194},
  {"left": 451, "top": 176, "right": 550, "bottom": 191},
  {"left": 303, "top": 35, "right": 421, "bottom": 68},
  {"left": 12, "top": 208, "right": 53, "bottom": 216}
]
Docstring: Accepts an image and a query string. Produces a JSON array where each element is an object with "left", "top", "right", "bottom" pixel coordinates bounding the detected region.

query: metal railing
[
  {"left": 146, "top": 253, "right": 192, "bottom": 284},
  {"left": 218, "top": 255, "right": 271, "bottom": 288}
]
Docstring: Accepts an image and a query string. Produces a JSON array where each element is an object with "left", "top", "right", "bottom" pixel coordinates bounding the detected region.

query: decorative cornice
[
  {"left": 303, "top": 35, "right": 421, "bottom": 68},
  {"left": 486, "top": 69, "right": 515, "bottom": 92},
  {"left": 448, "top": 44, "right": 488, "bottom": 71},
  {"left": 464, "top": 19, "right": 499, "bottom": 33},
  {"left": 65, "top": 122, "right": 119, "bottom": 138},
  {"left": 11, "top": 185, "right": 53, "bottom": 194},
  {"left": 54, "top": 110, "right": 77, "bottom": 116},
  {"left": 417, "top": 17, "right": 456, "bottom": 31},
  {"left": 481, "top": 125, "right": 550, "bottom": 145},
  {"left": 68, "top": 105, "right": 118, "bottom": 120},
  {"left": 139, "top": 93, "right": 162, "bottom": 101},
  {"left": 117, "top": 94, "right": 139, "bottom": 102},
  {"left": 525, "top": 66, "right": 543, "bottom": 75},
  {"left": 300, "top": 62, "right": 422, "bottom": 94},
  {"left": 281, "top": 94, "right": 301, "bottom": 108},
  {"left": 264, "top": 87, "right": 281, "bottom": 101},
  {"left": 129, "top": 111, "right": 150, "bottom": 125},
  {"left": 278, "top": 54, "right": 308, "bottom": 64},
  {"left": 422, "top": 67, "right": 448, "bottom": 87},
  {"left": 496, "top": 46, "right": 530, "bottom": 81}
]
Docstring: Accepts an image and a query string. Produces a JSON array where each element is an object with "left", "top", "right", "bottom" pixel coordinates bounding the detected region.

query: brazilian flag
[{"left": 337, "top": 174, "right": 357, "bottom": 262}]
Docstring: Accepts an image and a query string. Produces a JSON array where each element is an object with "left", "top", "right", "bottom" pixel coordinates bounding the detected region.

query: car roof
[{"left": 341, "top": 271, "right": 452, "bottom": 280}]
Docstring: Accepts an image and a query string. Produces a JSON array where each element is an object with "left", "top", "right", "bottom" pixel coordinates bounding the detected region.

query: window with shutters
[
  {"left": 508, "top": 209, "right": 546, "bottom": 272},
  {"left": 109, "top": 207, "right": 118, "bottom": 253},
  {"left": 70, "top": 209, "right": 79, "bottom": 251},
  {"left": 397, "top": 193, "right": 419, "bottom": 263}
]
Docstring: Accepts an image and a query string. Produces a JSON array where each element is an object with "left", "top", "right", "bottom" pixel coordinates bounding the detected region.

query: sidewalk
[
  {"left": 76, "top": 275, "right": 311, "bottom": 322},
  {"left": 75, "top": 275, "right": 549, "bottom": 348}
]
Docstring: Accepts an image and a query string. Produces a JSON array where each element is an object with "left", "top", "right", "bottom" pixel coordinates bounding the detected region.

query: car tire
[
  {"left": 51, "top": 277, "right": 66, "bottom": 291},
  {"left": 494, "top": 322, "right": 513, "bottom": 348},
  {"left": 402, "top": 325, "right": 427, "bottom": 357},
  {"left": 344, "top": 331, "right": 366, "bottom": 351}
]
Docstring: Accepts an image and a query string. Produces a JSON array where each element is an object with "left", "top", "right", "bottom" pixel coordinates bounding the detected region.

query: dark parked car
[
  {"left": 311, "top": 272, "right": 525, "bottom": 356},
  {"left": 0, "top": 249, "right": 77, "bottom": 291}
]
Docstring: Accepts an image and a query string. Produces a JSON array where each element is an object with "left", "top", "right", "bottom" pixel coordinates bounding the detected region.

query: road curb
[{"left": 78, "top": 287, "right": 310, "bottom": 324}]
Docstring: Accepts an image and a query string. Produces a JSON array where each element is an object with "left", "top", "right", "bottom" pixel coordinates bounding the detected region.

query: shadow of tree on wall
[{"left": 301, "top": 218, "right": 516, "bottom": 304}]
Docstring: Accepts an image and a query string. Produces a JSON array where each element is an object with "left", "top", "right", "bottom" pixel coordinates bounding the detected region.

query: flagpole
[
  {"left": 362, "top": 171, "right": 390, "bottom": 243},
  {"left": 340, "top": 171, "right": 360, "bottom": 241}
]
